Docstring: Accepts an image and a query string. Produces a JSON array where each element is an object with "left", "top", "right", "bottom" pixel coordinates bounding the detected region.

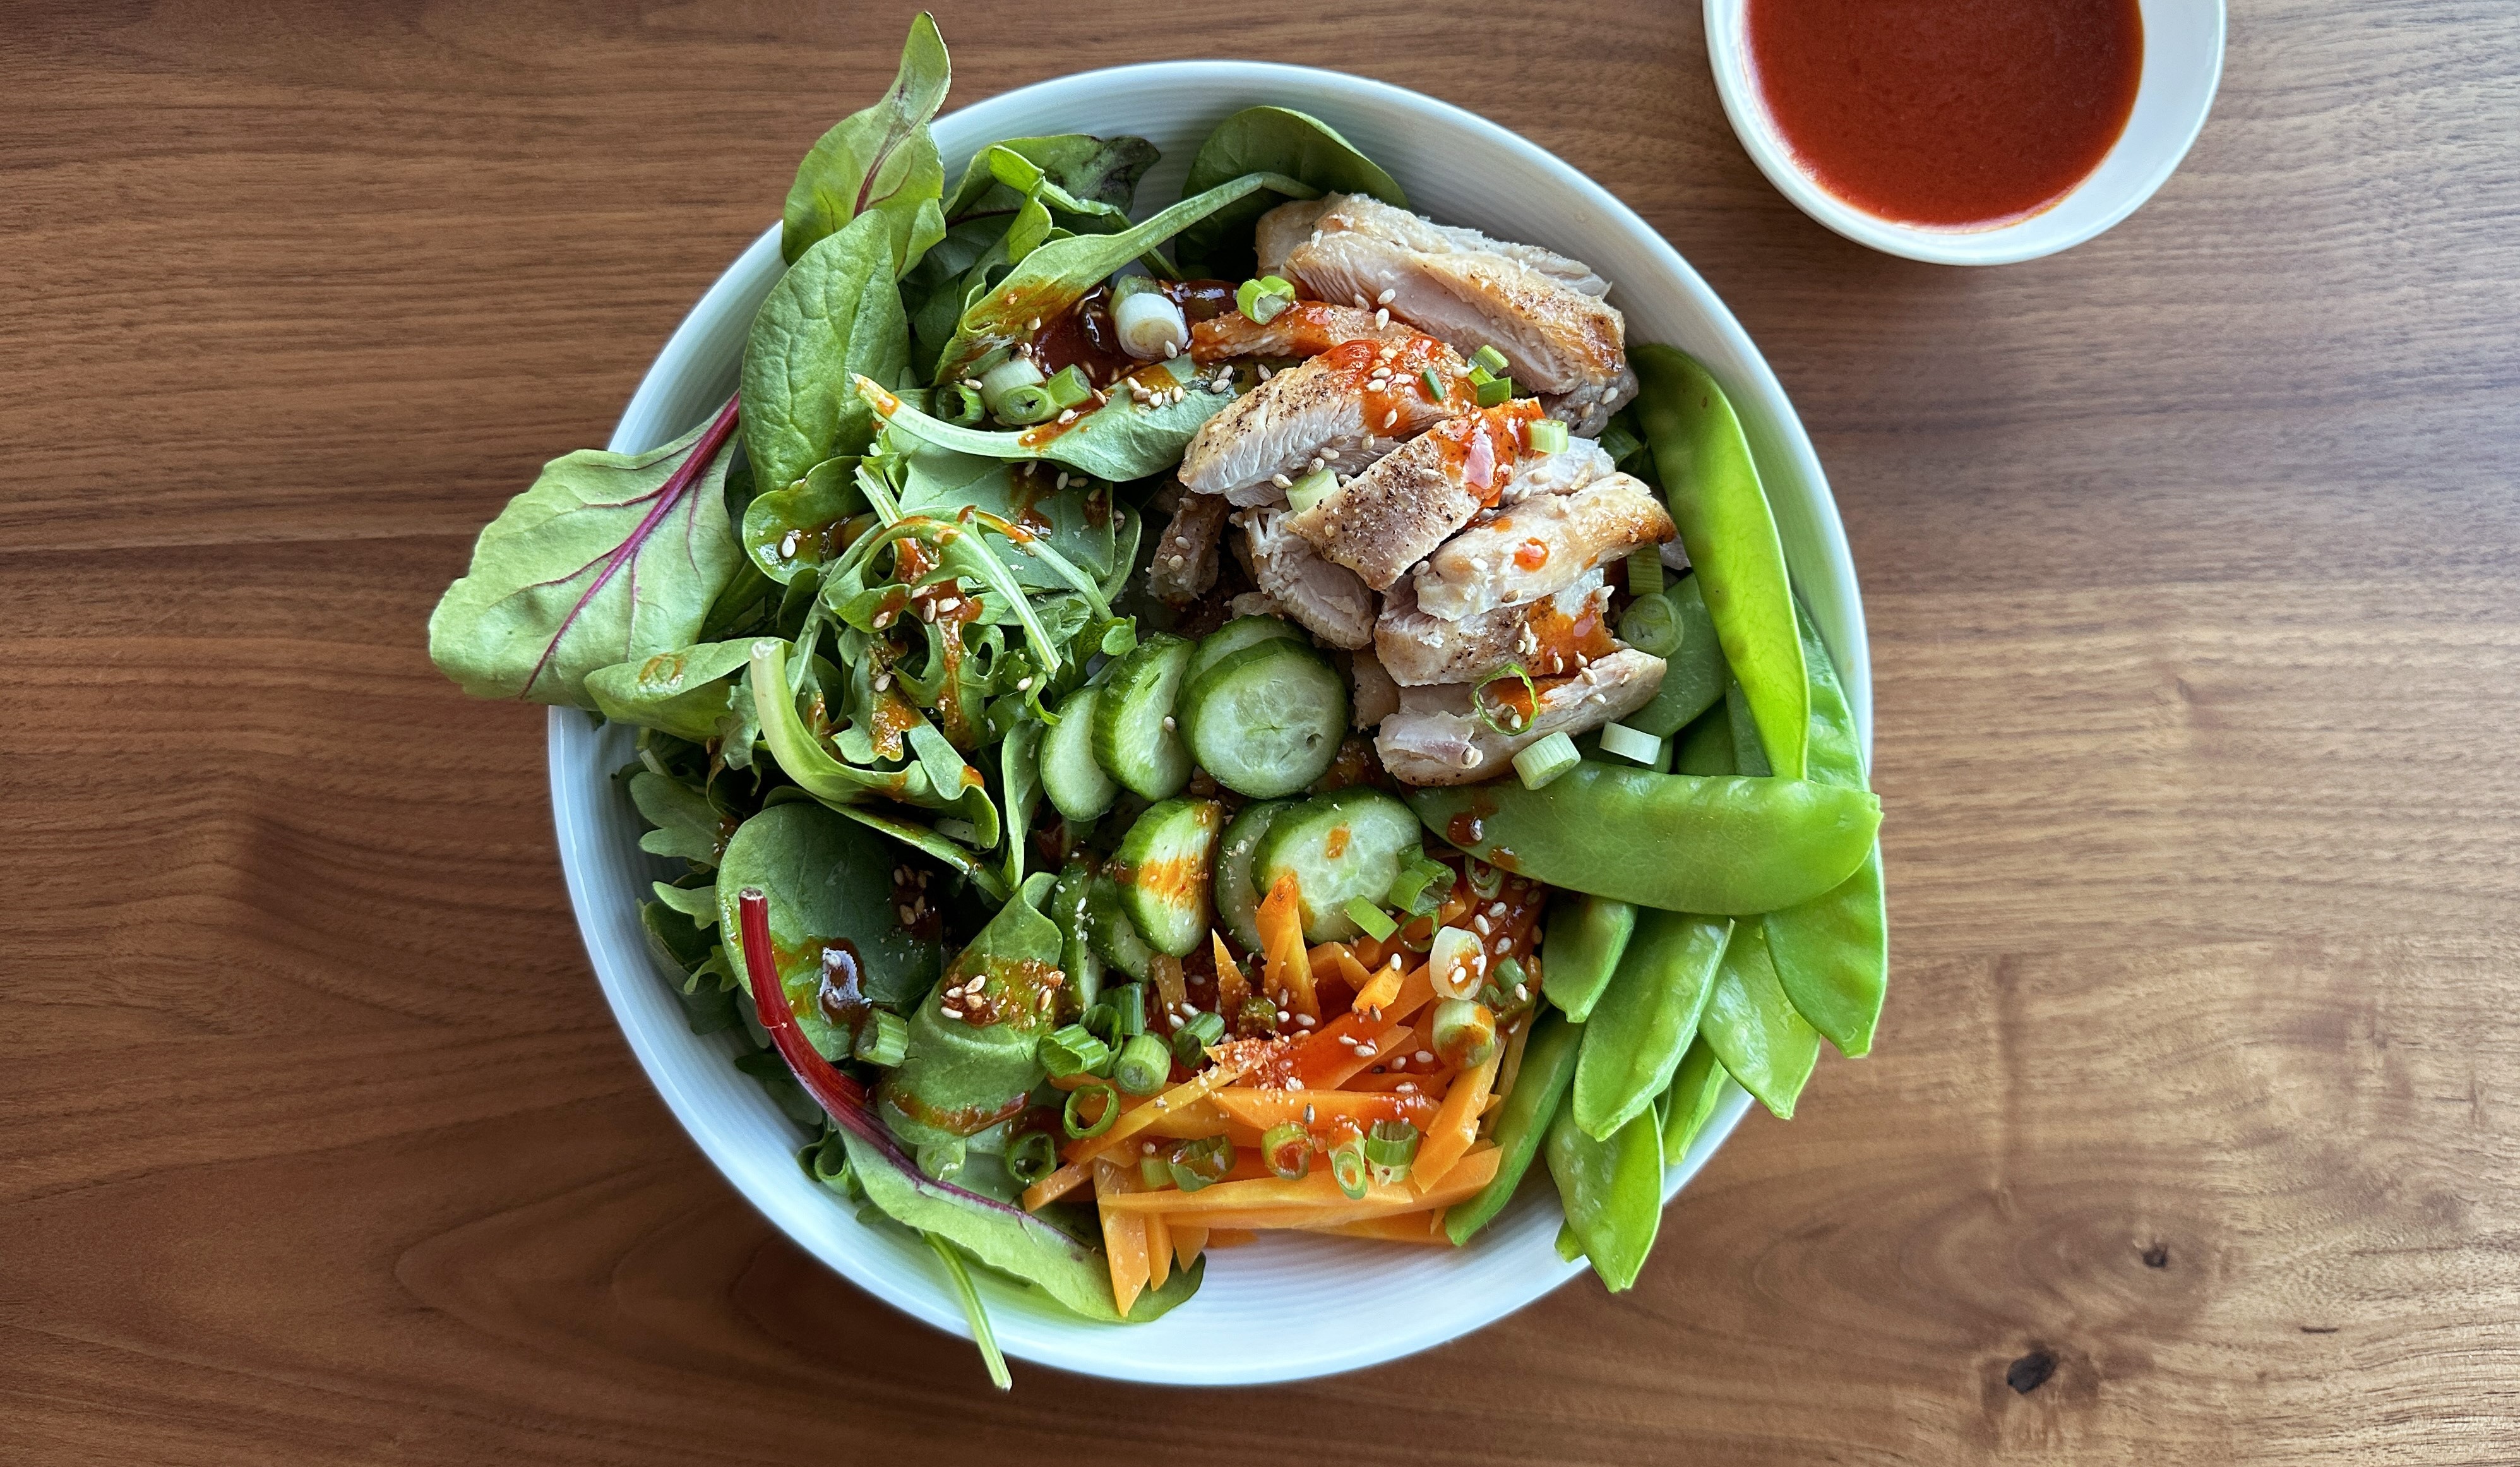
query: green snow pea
[
  {"left": 1622, "top": 575, "right": 1729, "bottom": 739},
  {"left": 1546, "top": 1101, "right": 1663, "bottom": 1292},
  {"left": 1659, "top": 1036, "right": 1731, "bottom": 1161},
  {"left": 1763, "top": 600, "right": 1888, "bottom": 1055},
  {"left": 1631, "top": 344, "right": 1807, "bottom": 779},
  {"left": 1724, "top": 676, "right": 1772, "bottom": 777},
  {"left": 1407, "top": 766, "right": 1878, "bottom": 915},
  {"left": 1671, "top": 704, "right": 1735, "bottom": 777},
  {"left": 1570, "top": 911, "right": 1732, "bottom": 1140},
  {"left": 1539, "top": 893, "right": 1636, "bottom": 1022},
  {"left": 1698, "top": 918, "right": 1820, "bottom": 1119},
  {"left": 1447, "top": 1009, "right": 1582, "bottom": 1245}
]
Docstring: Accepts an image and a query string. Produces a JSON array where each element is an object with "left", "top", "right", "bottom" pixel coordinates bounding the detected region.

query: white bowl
[
  {"left": 548, "top": 61, "right": 1871, "bottom": 1384},
  {"left": 1705, "top": 0, "right": 2226, "bottom": 265}
]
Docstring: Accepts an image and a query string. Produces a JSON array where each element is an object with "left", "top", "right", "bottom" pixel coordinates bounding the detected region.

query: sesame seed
[
  {"left": 1289, "top": 1078, "right": 1305, "bottom": 1090},
  {"left": 1277, "top": 1009, "right": 1293, "bottom": 1023},
  {"left": 1415, "top": 1050, "right": 1434, "bottom": 1064},
  {"left": 933, "top": 597, "right": 959, "bottom": 614},
  {"left": 1258, "top": 364, "right": 1274, "bottom": 380},
  {"left": 1161, "top": 716, "right": 1175, "bottom": 731},
  {"left": 1374, "top": 308, "right": 1389, "bottom": 328},
  {"left": 1027, "top": 317, "right": 1040, "bottom": 331},
  {"left": 1143, "top": 1142, "right": 1157, "bottom": 1154},
  {"left": 1474, "top": 915, "right": 1492, "bottom": 936},
  {"left": 1295, "top": 1014, "right": 1315, "bottom": 1028},
  {"left": 1056, "top": 409, "right": 1077, "bottom": 424},
  {"left": 1397, "top": 1081, "right": 1418, "bottom": 1093},
  {"left": 1017, "top": 676, "right": 1033, "bottom": 691},
  {"left": 941, "top": 1007, "right": 964, "bottom": 1020},
  {"left": 1352, "top": 293, "right": 1368, "bottom": 308},
  {"left": 1162, "top": 341, "right": 1179, "bottom": 358},
  {"left": 1356, "top": 1043, "right": 1376, "bottom": 1058},
  {"left": 1383, "top": 411, "right": 1399, "bottom": 429},
  {"left": 1376, "top": 288, "right": 1395, "bottom": 306},
  {"left": 1056, "top": 472, "right": 1070, "bottom": 489},
  {"left": 1515, "top": 983, "right": 1531, "bottom": 1001},
  {"left": 873, "top": 673, "right": 891, "bottom": 692},
  {"left": 1391, "top": 1055, "right": 1409, "bottom": 1070}
]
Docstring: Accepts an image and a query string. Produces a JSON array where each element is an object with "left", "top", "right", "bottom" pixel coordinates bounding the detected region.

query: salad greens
[{"left": 427, "top": 10, "right": 1889, "bottom": 1366}]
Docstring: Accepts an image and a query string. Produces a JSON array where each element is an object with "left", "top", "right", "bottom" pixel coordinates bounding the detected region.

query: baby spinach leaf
[
  {"left": 946, "top": 135, "right": 1159, "bottom": 222},
  {"left": 586, "top": 639, "right": 756, "bottom": 741},
  {"left": 877, "top": 872, "right": 1062, "bottom": 1152},
  {"left": 630, "top": 770, "right": 727, "bottom": 868},
  {"left": 931, "top": 171, "right": 1290, "bottom": 383},
  {"left": 427, "top": 398, "right": 743, "bottom": 708},
  {"left": 715, "top": 801, "right": 943, "bottom": 1057},
  {"left": 839, "top": 1127, "right": 1202, "bottom": 1322},
  {"left": 782, "top": 11, "right": 951, "bottom": 269},
  {"left": 748, "top": 638, "right": 945, "bottom": 808},
  {"left": 1176, "top": 106, "right": 1406, "bottom": 277},
  {"left": 742, "top": 456, "right": 867, "bottom": 585},
  {"left": 743, "top": 211, "right": 911, "bottom": 495},
  {"left": 650, "top": 879, "right": 719, "bottom": 930},
  {"left": 864, "top": 356, "right": 1239, "bottom": 484}
]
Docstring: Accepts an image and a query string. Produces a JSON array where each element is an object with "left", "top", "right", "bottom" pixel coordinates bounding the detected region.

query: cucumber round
[
  {"left": 1181, "top": 640, "right": 1348, "bottom": 799},
  {"left": 1114, "top": 798, "right": 1226, "bottom": 957},
  {"left": 1085, "top": 871, "right": 1157, "bottom": 981},
  {"left": 1188, "top": 614, "right": 1304, "bottom": 683},
  {"left": 1092, "top": 634, "right": 1195, "bottom": 800},
  {"left": 1253, "top": 787, "right": 1424, "bottom": 943},
  {"left": 1214, "top": 798, "right": 1293, "bottom": 955},
  {"left": 1041, "top": 684, "right": 1119, "bottom": 822}
]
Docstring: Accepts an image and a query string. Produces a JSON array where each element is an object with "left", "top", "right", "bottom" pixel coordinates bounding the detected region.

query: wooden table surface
[{"left": 8, "top": 2, "right": 2517, "bottom": 1461}]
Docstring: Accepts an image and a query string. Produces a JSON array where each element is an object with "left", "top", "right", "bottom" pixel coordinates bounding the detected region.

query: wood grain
[{"left": 4, "top": 2, "right": 2516, "bottom": 1462}]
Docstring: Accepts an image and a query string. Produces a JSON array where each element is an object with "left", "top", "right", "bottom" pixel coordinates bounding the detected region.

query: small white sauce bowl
[{"left": 1704, "top": 0, "right": 2226, "bottom": 265}]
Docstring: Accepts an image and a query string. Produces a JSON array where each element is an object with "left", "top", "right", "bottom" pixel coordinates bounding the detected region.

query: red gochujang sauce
[{"left": 1747, "top": 0, "right": 2145, "bottom": 229}]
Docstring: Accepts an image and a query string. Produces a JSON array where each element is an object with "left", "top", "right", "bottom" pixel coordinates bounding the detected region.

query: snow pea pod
[
  {"left": 1698, "top": 918, "right": 1820, "bottom": 1118},
  {"left": 1570, "top": 911, "right": 1731, "bottom": 1140},
  {"left": 1671, "top": 704, "right": 1735, "bottom": 777},
  {"left": 1407, "top": 766, "right": 1878, "bottom": 915},
  {"left": 1659, "top": 1035, "right": 1730, "bottom": 1161},
  {"left": 1623, "top": 576, "right": 1728, "bottom": 739},
  {"left": 1631, "top": 344, "right": 1807, "bottom": 779},
  {"left": 1546, "top": 1101, "right": 1663, "bottom": 1292},
  {"left": 1540, "top": 892, "right": 1637, "bottom": 1022},
  {"left": 1762, "top": 602, "right": 1889, "bottom": 1056},
  {"left": 1446, "top": 1009, "right": 1583, "bottom": 1245}
]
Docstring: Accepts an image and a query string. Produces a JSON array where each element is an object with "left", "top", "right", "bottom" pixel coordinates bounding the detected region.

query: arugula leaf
[
  {"left": 863, "top": 356, "right": 1239, "bottom": 484},
  {"left": 650, "top": 879, "right": 719, "bottom": 929},
  {"left": 1176, "top": 106, "right": 1407, "bottom": 278},
  {"left": 931, "top": 171, "right": 1294, "bottom": 383},
  {"left": 741, "top": 456, "right": 866, "bottom": 585},
  {"left": 945, "top": 135, "right": 1159, "bottom": 223},
  {"left": 630, "top": 770, "right": 726, "bottom": 868},
  {"left": 427, "top": 398, "right": 742, "bottom": 708},
  {"left": 781, "top": 11, "right": 952, "bottom": 269},
  {"left": 743, "top": 211, "right": 911, "bottom": 494},
  {"left": 586, "top": 639, "right": 755, "bottom": 741},
  {"left": 873, "top": 433, "right": 1118, "bottom": 589},
  {"left": 999, "top": 719, "right": 1043, "bottom": 892},
  {"left": 876, "top": 871, "right": 1062, "bottom": 1152},
  {"left": 715, "top": 801, "right": 944, "bottom": 1058}
]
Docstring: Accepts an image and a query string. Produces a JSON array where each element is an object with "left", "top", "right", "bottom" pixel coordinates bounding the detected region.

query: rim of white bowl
[
  {"left": 1704, "top": 0, "right": 2227, "bottom": 266},
  {"left": 548, "top": 59, "right": 1868, "bottom": 1384}
]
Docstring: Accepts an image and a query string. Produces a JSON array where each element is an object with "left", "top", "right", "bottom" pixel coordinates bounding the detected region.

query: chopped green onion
[
  {"left": 1108, "top": 982, "right": 1146, "bottom": 1038},
  {"left": 1236, "top": 275, "right": 1296, "bottom": 324},
  {"left": 1471, "top": 662, "right": 1538, "bottom": 736},
  {"left": 1431, "top": 997, "right": 1499, "bottom": 1069},
  {"left": 1343, "top": 897, "right": 1399, "bottom": 942},
  {"left": 854, "top": 1009, "right": 909, "bottom": 1067},
  {"left": 994, "top": 382, "right": 1056, "bottom": 426},
  {"left": 917, "top": 1140, "right": 966, "bottom": 1182},
  {"left": 1363, "top": 1118, "right": 1420, "bottom": 1185},
  {"left": 1527, "top": 419, "right": 1569, "bottom": 454},
  {"left": 1239, "top": 995, "right": 1282, "bottom": 1034},
  {"left": 1140, "top": 1154, "right": 1171, "bottom": 1188},
  {"left": 1472, "top": 344, "right": 1510, "bottom": 374},
  {"left": 1421, "top": 367, "right": 1447, "bottom": 402},
  {"left": 1006, "top": 1129, "right": 1059, "bottom": 1187},
  {"left": 1429, "top": 925, "right": 1483, "bottom": 1000},
  {"left": 1598, "top": 721, "right": 1662, "bottom": 765},
  {"left": 1474, "top": 374, "right": 1515, "bottom": 408},
  {"left": 1618, "top": 592, "right": 1680, "bottom": 657},
  {"left": 1597, "top": 417, "right": 1647, "bottom": 469},
  {"left": 1173, "top": 1010, "right": 1226, "bottom": 1069},
  {"left": 1081, "top": 1001, "right": 1119, "bottom": 1043},
  {"left": 1330, "top": 1137, "right": 1371, "bottom": 1199},
  {"left": 1286, "top": 467, "right": 1338, "bottom": 513},
  {"left": 1493, "top": 956, "right": 1527, "bottom": 990},
  {"left": 1038, "top": 1022, "right": 1113, "bottom": 1079},
  {"left": 977, "top": 355, "right": 1045, "bottom": 414},
  {"left": 1112, "top": 1033, "right": 1172, "bottom": 1094},
  {"left": 1061, "top": 1082, "right": 1118, "bottom": 1139},
  {"left": 1514, "top": 730, "right": 1580, "bottom": 789},
  {"left": 1260, "top": 1122, "right": 1312, "bottom": 1179},
  {"left": 1386, "top": 854, "right": 1455, "bottom": 916},
  {"left": 1043, "top": 364, "right": 1094, "bottom": 411},
  {"left": 1627, "top": 545, "right": 1666, "bottom": 598},
  {"left": 1168, "top": 1134, "right": 1236, "bottom": 1192},
  {"left": 940, "top": 381, "right": 987, "bottom": 428},
  {"left": 1467, "top": 860, "right": 1505, "bottom": 900}
]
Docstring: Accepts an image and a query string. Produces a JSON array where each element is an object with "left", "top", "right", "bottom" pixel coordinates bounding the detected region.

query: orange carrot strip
[
  {"left": 1413, "top": 1045, "right": 1502, "bottom": 1190},
  {"left": 1149, "top": 952, "right": 1187, "bottom": 1015},
  {"left": 1293, "top": 969, "right": 1435, "bottom": 1089},
  {"left": 1172, "top": 1222, "right": 1208, "bottom": 1271},
  {"left": 1134, "top": 1096, "right": 1234, "bottom": 1139},
  {"left": 1493, "top": 1010, "right": 1534, "bottom": 1103},
  {"left": 1210, "top": 1088, "right": 1439, "bottom": 1132},
  {"left": 1258, "top": 871, "right": 1317, "bottom": 1017},
  {"left": 1095, "top": 1146, "right": 1498, "bottom": 1222},
  {"left": 1094, "top": 1158, "right": 1150, "bottom": 1316},
  {"left": 1146, "top": 1206, "right": 1172, "bottom": 1290},
  {"left": 1062, "top": 1060, "right": 1246, "bottom": 1165},
  {"left": 1347, "top": 1070, "right": 1452, "bottom": 1099},
  {"left": 1205, "top": 1228, "right": 1259, "bottom": 1248},
  {"left": 1304, "top": 1209, "right": 1454, "bottom": 1244},
  {"left": 1022, "top": 1159, "right": 1092, "bottom": 1212},
  {"left": 1351, "top": 955, "right": 1406, "bottom": 1014},
  {"left": 1212, "top": 931, "right": 1248, "bottom": 1014}
]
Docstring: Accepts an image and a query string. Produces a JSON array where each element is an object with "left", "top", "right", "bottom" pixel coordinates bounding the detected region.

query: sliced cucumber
[
  {"left": 1114, "top": 798, "right": 1226, "bottom": 957},
  {"left": 1253, "top": 787, "right": 1423, "bottom": 943},
  {"left": 1085, "top": 871, "right": 1156, "bottom": 981},
  {"left": 1215, "top": 798, "right": 1293, "bottom": 955},
  {"left": 1048, "top": 859, "right": 1104, "bottom": 1017},
  {"left": 1041, "top": 684, "right": 1119, "bottom": 822},
  {"left": 1092, "top": 634, "right": 1195, "bottom": 800},
  {"left": 1181, "top": 640, "right": 1348, "bottom": 799},
  {"left": 1188, "top": 614, "right": 1304, "bottom": 683}
]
